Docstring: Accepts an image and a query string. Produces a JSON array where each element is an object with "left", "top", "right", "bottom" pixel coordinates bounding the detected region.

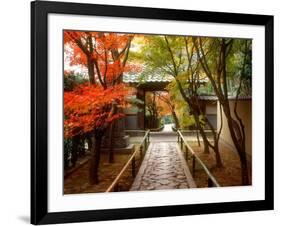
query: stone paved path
[{"left": 130, "top": 142, "right": 196, "bottom": 191}]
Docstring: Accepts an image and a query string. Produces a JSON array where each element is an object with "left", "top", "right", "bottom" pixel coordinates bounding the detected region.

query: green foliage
[
  {"left": 194, "top": 38, "right": 252, "bottom": 96},
  {"left": 130, "top": 35, "right": 252, "bottom": 129},
  {"left": 64, "top": 138, "right": 72, "bottom": 169},
  {"left": 162, "top": 115, "right": 173, "bottom": 124},
  {"left": 227, "top": 39, "right": 252, "bottom": 96},
  {"left": 137, "top": 35, "right": 187, "bottom": 78},
  {"left": 145, "top": 115, "right": 161, "bottom": 129},
  {"left": 166, "top": 79, "right": 195, "bottom": 129},
  {"left": 64, "top": 72, "right": 88, "bottom": 91},
  {"left": 145, "top": 92, "right": 162, "bottom": 129}
]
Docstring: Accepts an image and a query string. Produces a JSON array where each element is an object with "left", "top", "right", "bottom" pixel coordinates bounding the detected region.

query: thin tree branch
[{"left": 164, "top": 36, "right": 178, "bottom": 76}]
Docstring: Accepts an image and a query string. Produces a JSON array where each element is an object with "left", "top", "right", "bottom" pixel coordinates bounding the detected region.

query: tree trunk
[
  {"left": 78, "top": 137, "right": 85, "bottom": 157},
  {"left": 202, "top": 134, "right": 210, "bottom": 154},
  {"left": 224, "top": 106, "right": 249, "bottom": 185},
  {"left": 193, "top": 113, "right": 210, "bottom": 154},
  {"left": 203, "top": 113, "right": 224, "bottom": 167},
  {"left": 239, "top": 152, "right": 249, "bottom": 185},
  {"left": 89, "top": 131, "right": 103, "bottom": 184},
  {"left": 171, "top": 110, "right": 180, "bottom": 129},
  {"left": 87, "top": 57, "right": 95, "bottom": 84},
  {"left": 214, "top": 140, "right": 223, "bottom": 168},
  {"left": 108, "top": 121, "right": 116, "bottom": 163},
  {"left": 108, "top": 104, "right": 118, "bottom": 163},
  {"left": 86, "top": 134, "right": 93, "bottom": 153},
  {"left": 174, "top": 79, "right": 211, "bottom": 154},
  {"left": 71, "top": 136, "right": 79, "bottom": 167},
  {"left": 196, "top": 129, "right": 201, "bottom": 147}
]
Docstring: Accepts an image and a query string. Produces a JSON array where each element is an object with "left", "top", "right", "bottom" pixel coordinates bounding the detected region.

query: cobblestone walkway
[{"left": 130, "top": 142, "right": 196, "bottom": 191}]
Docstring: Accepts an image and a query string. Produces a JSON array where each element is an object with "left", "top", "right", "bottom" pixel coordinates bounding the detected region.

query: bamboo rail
[
  {"left": 177, "top": 130, "right": 220, "bottom": 187},
  {"left": 105, "top": 130, "right": 150, "bottom": 192}
]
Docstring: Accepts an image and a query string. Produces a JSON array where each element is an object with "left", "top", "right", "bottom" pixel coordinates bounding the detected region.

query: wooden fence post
[
  {"left": 114, "top": 183, "right": 119, "bottom": 192},
  {"left": 145, "top": 136, "right": 147, "bottom": 150},
  {"left": 192, "top": 155, "right": 196, "bottom": 177},
  {"left": 132, "top": 156, "right": 136, "bottom": 177},
  {"left": 180, "top": 138, "right": 183, "bottom": 150},
  {"left": 208, "top": 178, "right": 213, "bottom": 187},
  {"left": 139, "top": 145, "right": 143, "bottom": 158}
]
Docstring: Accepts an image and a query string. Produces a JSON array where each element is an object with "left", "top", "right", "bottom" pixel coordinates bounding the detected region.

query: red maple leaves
[
  {"left": 63, "top": 31, "right": 138, "bottom": 138},
  {"left": 64, "top": 84, "right": 129, "bottom": 138},
  {"left": 64, "top": 31, "right": 141, "bottom": 86}
]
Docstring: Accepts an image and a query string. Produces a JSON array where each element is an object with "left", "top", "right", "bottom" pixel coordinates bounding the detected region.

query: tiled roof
[
  {"left": 198, "top": 95, "right": 252, "bottom": 100},
  {"left": 123, "top": 73, "right": 174, "bottom": 83},
  {"left": 123, "top": 72, "right": 210, "bottom": 84},
  {"left": 123, "top": 74, "right": 251, "bottom": 100},
  {"left": 228, "top": 95, "right": 252, "bottom": 100},
  {"left": 198, "top": 95, "right": 218, "bottom": 100}
]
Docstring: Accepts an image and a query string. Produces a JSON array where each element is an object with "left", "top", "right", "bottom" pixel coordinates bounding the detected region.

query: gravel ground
[
  {"left": 187, "top": 142, "right": 252, "bottom": 188},
  {"left": 64, "top": 146, "right": 142, "bottom": 194}
]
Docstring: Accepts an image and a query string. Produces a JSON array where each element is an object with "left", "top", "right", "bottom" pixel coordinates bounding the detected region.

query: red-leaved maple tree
[
  {"left": 64, "top": 84, "right": 128, "bottom": 138},
  {"left": 64, "top": 31, "right": 138, "bottom": 86},
  {"left": 64, "top": 31, "right": 138, "bottom": 184}
]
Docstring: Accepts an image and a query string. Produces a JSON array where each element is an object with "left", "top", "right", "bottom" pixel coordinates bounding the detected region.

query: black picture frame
[{"left": 31, "top": 0, "right": 274, "bottom": 224}]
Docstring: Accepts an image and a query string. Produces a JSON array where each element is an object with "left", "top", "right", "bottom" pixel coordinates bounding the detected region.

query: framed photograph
[{"left": 31, "top": 0, "right": 274, "bottom": 224}]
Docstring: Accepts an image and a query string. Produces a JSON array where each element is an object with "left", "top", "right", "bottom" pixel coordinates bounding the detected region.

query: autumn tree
[
  {"left": 164, "top": 36, "right": 223, "bottom": 167},
  {"left": 63, "top": 71, "right": 88, "bottom": 168},
  {"left": 192, "top": 37, "right": 252, "bottom": 184},
  {"left": 64, "top": 31, "right": 134, "bottom": 86},
  {"left": 155, "top": 92, "right": 180, "bottom": 129},
  {"left": 145, "top": 92, "right": 161, "bottom": 129},
  {"left": 64, "top": 84, "right": 129, "bottom": 184},
  {"left": 167, "top": 80, "right": 203, "bottom": 147},
  {"left": 140, "top": 35, "right": 223, "bottom": 167},
  {"left": 64, "top": 31, "right": 135, "bottom": 183}
]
